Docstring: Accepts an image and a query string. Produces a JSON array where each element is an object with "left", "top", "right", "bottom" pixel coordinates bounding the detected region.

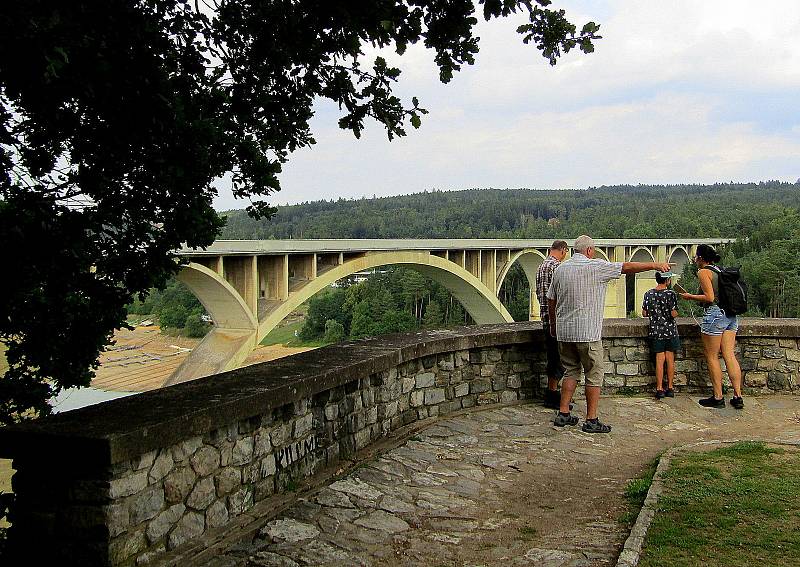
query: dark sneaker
[
  {"left": 582, "top": 419, "right": 612, "bottom": 433},
  {"left": 655, "top": 390, "right": 665, "bottom": 399},
  {"left": 553, "top": 413, "right": 579, "bottom": 427},
  {"left": 699, "top": 396, "right": 725, "bottom": 408},
  {"left": 543, "top": 390, "right": 574, "bottom": 410},
  {"left": 543, "top": 390, "right": 560, "bottom": 409},
  {"left": 730, "top": 396, "right": 744, "bottom": 409},
  {"left": 665, "top": 389, "right": 675, "bottom": 398}
]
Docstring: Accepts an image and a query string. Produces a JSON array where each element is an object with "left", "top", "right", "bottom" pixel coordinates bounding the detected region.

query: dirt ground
[
  {"left": 90, "top": 325, "right": 314, "bottom": 392},
  {"left": 428, "top": 395, "right": 800, "bottom": 566}
]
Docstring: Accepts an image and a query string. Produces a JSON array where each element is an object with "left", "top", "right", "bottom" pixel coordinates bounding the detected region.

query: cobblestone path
[{"left": 199, "top": 395, "right": 800, "bottom": 567}]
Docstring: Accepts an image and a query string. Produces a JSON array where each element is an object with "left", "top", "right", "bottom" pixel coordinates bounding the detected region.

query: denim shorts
[{"left": 700, "top": 305, "right": 739, "bottom": 336}]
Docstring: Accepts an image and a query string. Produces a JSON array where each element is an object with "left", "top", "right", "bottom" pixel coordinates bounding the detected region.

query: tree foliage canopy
[{"left": 0, "top": 0, "right": 598, "bottom": 423}]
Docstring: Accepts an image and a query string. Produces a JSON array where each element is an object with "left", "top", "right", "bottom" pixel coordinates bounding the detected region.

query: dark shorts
[
  {"left": 545, "top": 330, "right": 565, "bottom": 378},
  {"left": 650, "top": 336, "right": 681, "bottom": 353}
]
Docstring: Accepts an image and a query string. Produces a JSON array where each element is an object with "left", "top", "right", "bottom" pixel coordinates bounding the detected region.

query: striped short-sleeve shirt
[{"left": 546, "top": 253, "right": 623, "bottom": 342}]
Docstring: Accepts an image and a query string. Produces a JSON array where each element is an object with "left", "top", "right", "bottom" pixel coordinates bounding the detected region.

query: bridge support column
[
  {"left": 530, "top": 289, "right": 541, "bottom": 321},
  {"left": 481, "top": 250, "right": 496, "bottom": 294},
  {"left": 246, "top": 255, "right": 258, "bottom": 314},
  {"left": 605, "top": 246, "right": 627, "bottom": 318},
  {"left": 265, "top": 255, "right": 289, "bottom": 300}
]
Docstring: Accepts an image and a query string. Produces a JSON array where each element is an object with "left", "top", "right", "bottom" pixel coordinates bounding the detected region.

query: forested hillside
[{"left": 219, "top": 182, "right": 800, "bottom": 240}]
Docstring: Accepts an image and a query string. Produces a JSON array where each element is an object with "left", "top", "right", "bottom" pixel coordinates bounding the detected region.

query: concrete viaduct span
[{"left": 172, "top": 238, "right": 730, "bottom": 385}]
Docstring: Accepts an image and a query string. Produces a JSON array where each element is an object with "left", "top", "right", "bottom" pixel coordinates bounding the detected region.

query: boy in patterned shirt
[{"left": 642, "top": 271, "right": 680, "bottom": 399}]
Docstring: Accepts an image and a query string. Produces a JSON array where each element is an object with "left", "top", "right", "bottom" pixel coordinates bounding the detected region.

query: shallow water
[{"left": 50, "top": 386, "right": 136, "bottom": 414}]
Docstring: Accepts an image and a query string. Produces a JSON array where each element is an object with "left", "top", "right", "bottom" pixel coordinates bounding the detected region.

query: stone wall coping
[{"left": 1, "top": 318, "right": 798, "bottom": 466}]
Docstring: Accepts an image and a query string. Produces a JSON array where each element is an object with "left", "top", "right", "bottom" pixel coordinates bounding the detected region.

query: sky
[{"left": 212, "top": 0, "right": 800, "bottom": 211}]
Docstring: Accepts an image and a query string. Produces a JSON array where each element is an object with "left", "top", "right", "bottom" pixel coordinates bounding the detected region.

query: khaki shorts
[{"left": 558, "top": 340, "right": 605, "bottom": 387}]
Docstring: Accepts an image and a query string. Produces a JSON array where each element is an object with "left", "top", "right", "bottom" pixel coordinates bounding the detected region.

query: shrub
[
  {"left": 159, "top": 304, "right": 188, "bottom": 329},
  {"left": 184, "top": 313, "right": 211, "bottom": 338},
  {"left": 323, "top": 319, "right": 346, "bottom": 343}
]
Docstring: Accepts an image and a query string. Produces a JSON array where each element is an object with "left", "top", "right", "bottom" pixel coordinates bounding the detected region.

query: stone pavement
[{"left": 196, "top": 395, "right": 800, "bottom": 567}]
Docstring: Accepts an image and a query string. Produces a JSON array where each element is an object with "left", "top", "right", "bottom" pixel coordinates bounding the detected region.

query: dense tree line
[
  {"left": 220, "top": 182, "right": 800, "bottom": 240},
  {"left": 300, "top": 267, "right": 471, "bottom": 343},
  {"left": 298, "top": 265, "right": 533, "bottom": 343}
]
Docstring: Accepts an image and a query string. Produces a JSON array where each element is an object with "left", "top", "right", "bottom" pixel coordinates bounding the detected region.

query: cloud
[{"left": 213, "top": 0, "right": 800, "bottom": 209}]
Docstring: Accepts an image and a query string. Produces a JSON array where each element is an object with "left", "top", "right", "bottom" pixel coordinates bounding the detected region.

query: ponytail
[{"left": 696, "top": 244, "right": 721, "bottom": 263}]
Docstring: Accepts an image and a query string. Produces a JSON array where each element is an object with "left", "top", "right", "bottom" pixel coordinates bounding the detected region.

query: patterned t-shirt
[{"left": 642, "top": 288, "right": 678, "bottom": 338}]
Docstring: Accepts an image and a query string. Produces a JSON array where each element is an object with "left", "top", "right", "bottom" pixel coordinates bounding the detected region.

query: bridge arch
[
  {"left": 494, "top": 247, "right": 615, "bottom": 321},
  {"left": 591, "top": 248, "right": 610, "bottom": 261},
  {"left": 496, "top": 249, "right": 547, "bottom": 292},
  {"left": 168, "top": 252, "right": 513, "bottom": 385},
  {"left": 628, "top": 247, "right": 657, "bottom": 316},
  {"left": 668, "top": 246, "right": 691, "bottom": 277},
  {"left": 495, "top": 249, "right": 547, "bottom": 321},
  {"left": 629, "top": 246, "right": 655, "bottom": 263},
  {"left": 177, "top": 263, "right": 257, "bottom": 331}
]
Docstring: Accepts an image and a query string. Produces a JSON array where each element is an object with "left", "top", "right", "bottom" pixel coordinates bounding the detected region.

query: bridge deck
[{"left": 181, "top": 238, "right": 731, "bottom": 255}]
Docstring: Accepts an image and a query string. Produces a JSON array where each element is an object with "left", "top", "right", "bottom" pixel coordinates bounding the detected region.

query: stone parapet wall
[
  {"left": 0, "top": 325, "right": 546, "bottom": 566},
  {"left": 598, "top": 319, "right": 800, "bottom": 393},
  {"left": 1, "top": 318, "right": 798, "bottom": 566}
]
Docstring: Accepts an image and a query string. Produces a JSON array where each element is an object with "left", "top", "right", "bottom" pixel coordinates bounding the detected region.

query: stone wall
[
  {"left": 1, "top": 318, "right": 798, "bottom": 566},
  {"left": 599, "top": 319, "right": 800, "bottom": 393},
  {"left": 0, "top": 325, "right": 545, "bottom": 566}
]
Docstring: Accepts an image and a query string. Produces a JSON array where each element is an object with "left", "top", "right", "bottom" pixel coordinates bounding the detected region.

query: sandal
[
  {"left": 553, "top": 413, "right": 579, "bottom": 427},
  {"left": 581, "top": 419, "right": 612, "bottom": 433}
]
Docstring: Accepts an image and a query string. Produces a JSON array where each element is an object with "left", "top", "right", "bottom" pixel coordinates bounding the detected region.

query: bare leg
[
  {"left": 560, "top": 378, "right": 578, "bottom": 414},
  {"left": 720, "top": 331, "right": 742, "bottom": 397},
  {"left": 665, "top": 351, "right": 675, "bottom": 390},
  {"left": 586, "top": 385, "right": 601, "bottom": 419},
  {"left": 701, "top": 333, "right": 724, "bottom": 398},
  {"left": 547, "top": 376, "right": 559, "bottom": 392},
  {"left": 655, "top": 352, "right": 666, "bottom": 391}
]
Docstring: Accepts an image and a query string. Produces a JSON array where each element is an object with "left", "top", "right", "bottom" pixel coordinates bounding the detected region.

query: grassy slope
[{"left": 639, "top": 442, "right": 800, "bottom": 567}]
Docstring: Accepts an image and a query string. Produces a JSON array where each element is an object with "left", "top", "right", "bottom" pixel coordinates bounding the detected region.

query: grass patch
[
  {"left": 260, "top": 320, "right": 304, "bottom": 346},
  {"left": 621, "top": 457, "right": 659, "bottom": 525},
  {"left": 259, "top": 320, "right": 327, "bottom": 347},
  {"left": 639, "top": 441, "right": 800, "bottom": 567}
]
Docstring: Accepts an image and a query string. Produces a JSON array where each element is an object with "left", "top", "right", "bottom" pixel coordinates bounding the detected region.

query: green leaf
[{"left": 410, "top": 114, "right": 421, "bottom": 129}]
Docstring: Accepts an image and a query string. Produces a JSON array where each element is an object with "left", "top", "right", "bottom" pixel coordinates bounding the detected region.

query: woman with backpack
[{"left": 679, "top": 244, "right": 744, "bottom": 409}]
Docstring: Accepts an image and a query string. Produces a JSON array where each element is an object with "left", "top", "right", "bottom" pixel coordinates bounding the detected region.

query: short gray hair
[{"left": 574, "top": 235, "right": 594, "bottom": 254}]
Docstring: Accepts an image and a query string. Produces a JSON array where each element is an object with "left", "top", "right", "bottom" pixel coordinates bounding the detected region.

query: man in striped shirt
[
  {"left": 535, "top": 240, "right": 569, "bottom": 408},
  {"left": 546, "top": 235, "right": 671, "bottom": 433}
]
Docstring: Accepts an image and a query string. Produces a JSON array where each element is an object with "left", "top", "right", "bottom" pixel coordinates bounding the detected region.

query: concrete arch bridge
[{"left": 171, "top": 238, "right": 728, "bottom": 385}]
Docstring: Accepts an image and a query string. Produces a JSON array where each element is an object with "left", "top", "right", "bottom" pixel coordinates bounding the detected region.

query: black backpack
[{"left": 704, "top": 265, "right": 748, "bottom": 315}]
